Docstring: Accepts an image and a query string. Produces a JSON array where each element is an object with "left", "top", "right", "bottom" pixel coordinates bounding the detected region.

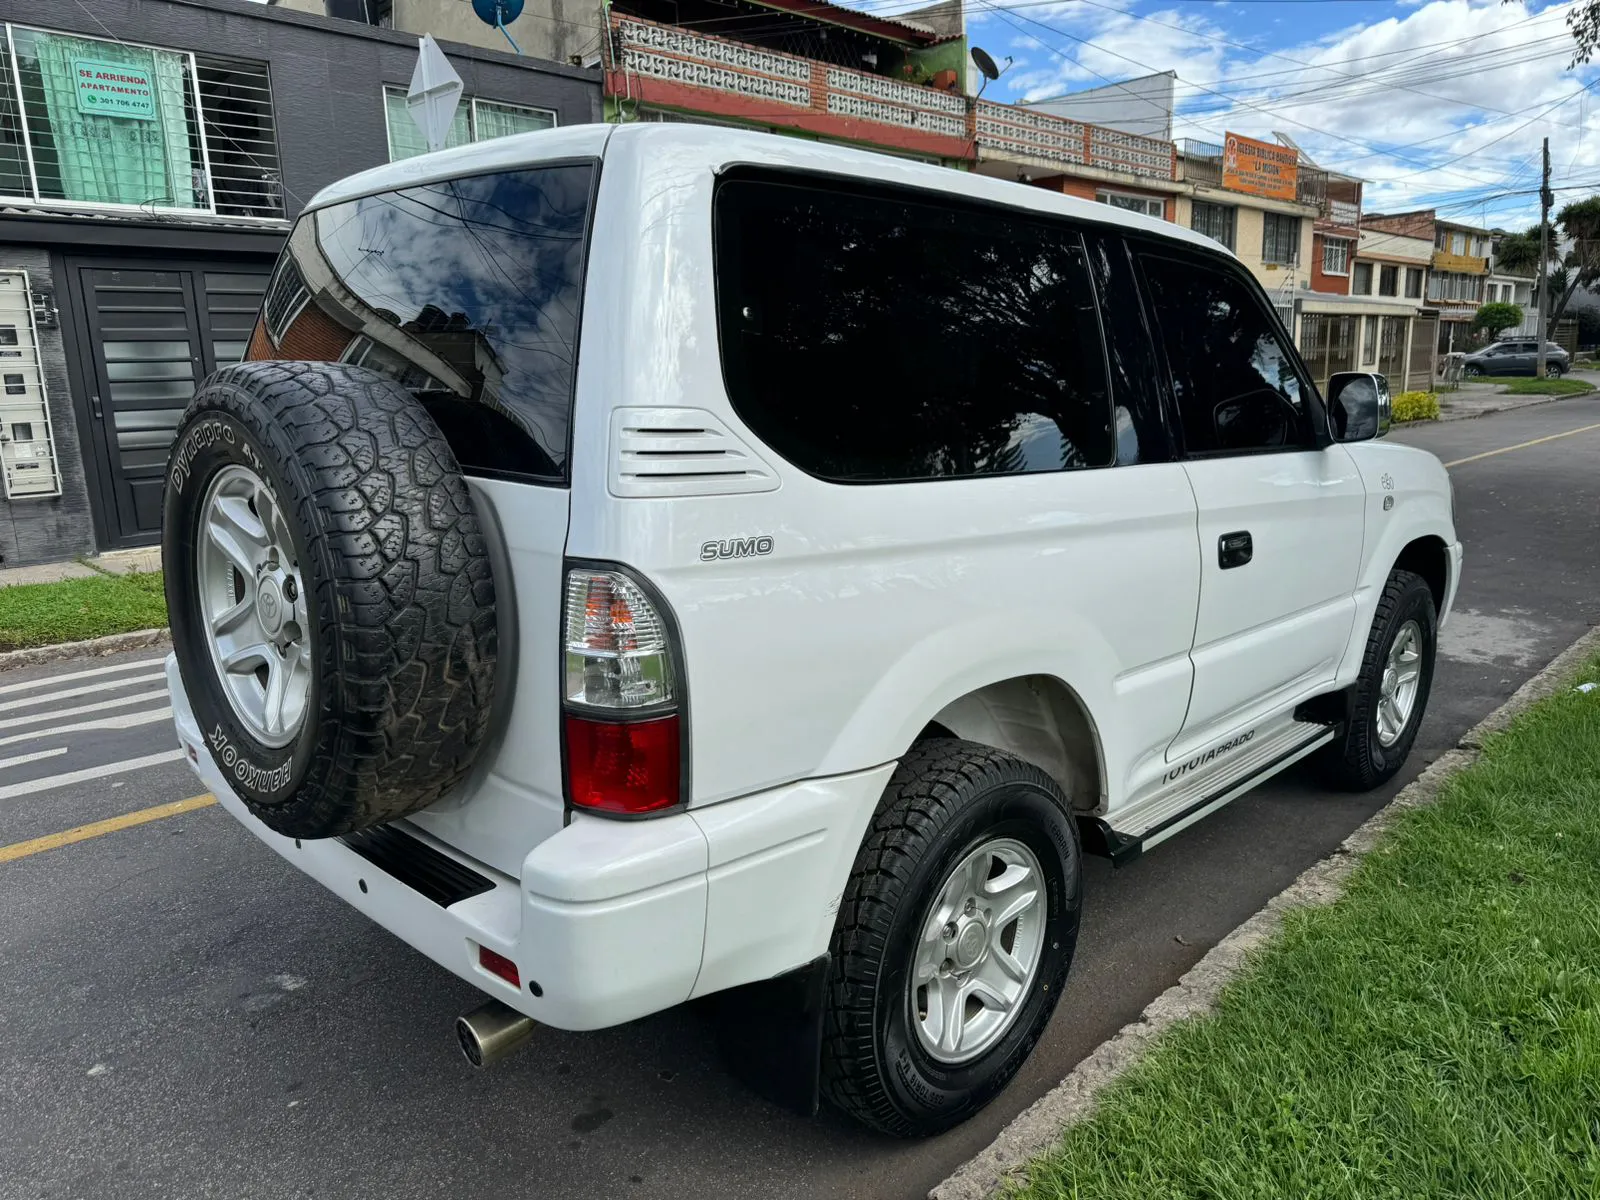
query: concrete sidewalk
[
  {"left": 1435, "top": 366, "right": 1598, "bottom": 422},
  {"left": 0, "top": 546, "right": 161, "bottom": 589}
]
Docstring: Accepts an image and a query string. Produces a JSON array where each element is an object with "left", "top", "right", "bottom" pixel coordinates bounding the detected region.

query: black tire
[
  {"left": 163, "top": 361, "right": 497, "bottom": 839},
  {"left": 1463, "top": 365, "right": 1481, "bottom": 379},
  {"left": 1318, "top": 570, "right": 1436, "bottom": 792},
  {"left": 821, "top": 739, "right": 1082, "bottom": 1137},
  {"left": 1548, "top": 362, "right": 1566, "bottom": 378}
]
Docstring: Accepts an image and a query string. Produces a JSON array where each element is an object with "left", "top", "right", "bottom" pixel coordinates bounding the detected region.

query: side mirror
[{"left": 1328, "top": 372, "right": 1391, "bottom": 442}]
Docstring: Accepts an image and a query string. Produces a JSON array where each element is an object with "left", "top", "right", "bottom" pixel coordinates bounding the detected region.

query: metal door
[{"left": 70, "top": 260, "right": 268, "bottom": 545}]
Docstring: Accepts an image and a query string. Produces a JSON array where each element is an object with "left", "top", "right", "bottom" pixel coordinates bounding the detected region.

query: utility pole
[{"left": 1536, "top": 137, "right": 1552, "bottom": 379}]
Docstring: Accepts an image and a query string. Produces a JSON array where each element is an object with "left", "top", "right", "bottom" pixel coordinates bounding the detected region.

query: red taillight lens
[
  {"left": 565, "top": 714, "right": 681, "bottom": 814},
  {"left": 478, "top": 945, "right": 520, "bottom": 989}
]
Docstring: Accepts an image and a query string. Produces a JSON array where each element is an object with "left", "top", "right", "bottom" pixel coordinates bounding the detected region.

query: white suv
[{"left": 161, "top": 124, "right": 1460, "bottom": 1136}]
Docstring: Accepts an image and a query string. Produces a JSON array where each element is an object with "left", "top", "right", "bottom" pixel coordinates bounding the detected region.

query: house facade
[
  {"left": 0, "top": 0, "right": 598, "bottom": 567},
  {"left": 1364, "top": 209, "right": 1491, "bottom": 353}
]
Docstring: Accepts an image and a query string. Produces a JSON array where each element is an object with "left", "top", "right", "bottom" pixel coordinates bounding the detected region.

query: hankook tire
[{"left": 163, "top": 361, "right": 497, "bottom": 839}]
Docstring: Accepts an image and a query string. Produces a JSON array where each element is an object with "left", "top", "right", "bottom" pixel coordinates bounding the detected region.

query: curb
[
  {"left": 1436, "top": 389, "right": 1594, "bottom": 423},
  {"left": 930, "top": 622, "right": 1600, "bottom": 1200},
  {"left": 0, "top": 628, "right": 170, "bottom": 673}
]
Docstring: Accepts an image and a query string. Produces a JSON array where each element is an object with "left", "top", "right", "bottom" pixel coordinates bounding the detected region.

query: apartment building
[{"left": 1364, "top": 210, "right": 1491, "bottom": 352}]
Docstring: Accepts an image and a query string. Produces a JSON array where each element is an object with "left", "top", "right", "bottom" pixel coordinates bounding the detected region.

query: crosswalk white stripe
[
  {"left": 1, "top": 688, "right": 170, "bottom": 733},
  {"left": 0, "top": 707, "right": 173, "bottom": 750},
  {"left": 0, "top": 655, "right": 167, "bottom": 698},
  {"left": 0, "top": 750, "right": 185, "bottom": 802},
  {"left": 0, "top": 746, "right": 69, "bottom": 773},
  {"left": 0, "top": 671, "right": 165, "bottom": 715}
]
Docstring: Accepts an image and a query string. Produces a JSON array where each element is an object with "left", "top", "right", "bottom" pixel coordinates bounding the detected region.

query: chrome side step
[{"left": 1081, "top": 722, "right": 1339, "bottom": 867}]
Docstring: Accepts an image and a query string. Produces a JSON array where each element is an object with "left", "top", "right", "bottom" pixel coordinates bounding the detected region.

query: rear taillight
[
  {"left": 564, "top": 714, "right": 680, "bottom": 815},
  {"left": 562, "top": 567, "right": 684, "bottom": 815}
]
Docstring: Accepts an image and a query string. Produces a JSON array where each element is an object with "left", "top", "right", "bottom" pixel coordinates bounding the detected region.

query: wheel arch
[
  {"left": 1393, "top": 534, "right": 1449, "bottom": 613},
  {"left": 915, "top": 675, "right": 1107, "bottom": 814}
]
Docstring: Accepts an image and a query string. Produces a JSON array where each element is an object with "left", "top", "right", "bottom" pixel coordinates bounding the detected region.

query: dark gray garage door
[{"left": 70, "top": 260, "right": 269, "bottom": 546}]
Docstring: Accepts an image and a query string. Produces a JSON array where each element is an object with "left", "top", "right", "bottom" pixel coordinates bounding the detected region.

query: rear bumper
[{"left": 167, "top": 655, "right": 891, "bottom": 1031}]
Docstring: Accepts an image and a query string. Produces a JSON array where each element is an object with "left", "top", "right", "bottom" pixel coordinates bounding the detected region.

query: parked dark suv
[{"left": 1463, "top": 340, "right": 1570, "bottom": 377}]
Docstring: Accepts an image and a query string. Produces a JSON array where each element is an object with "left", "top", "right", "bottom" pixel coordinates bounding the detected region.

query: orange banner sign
[{"left": 1222, "top": 133, "right": 1298, "bottom": 201}]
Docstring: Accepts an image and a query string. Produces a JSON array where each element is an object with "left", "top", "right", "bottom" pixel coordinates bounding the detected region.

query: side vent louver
[{"left": 610, "top": 407, "right": 780, "bottom": 498}]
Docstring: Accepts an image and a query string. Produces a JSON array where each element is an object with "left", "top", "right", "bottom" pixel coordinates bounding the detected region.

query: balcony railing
[
  {"left": 607, "top": 16, "right": 967, "bottom": 148},
  {"left": 607, "top": 14, "right": 1179, "bottom": 181},
  {"left": 974, "top": 99, "right": 1175, "bottom": 181}
]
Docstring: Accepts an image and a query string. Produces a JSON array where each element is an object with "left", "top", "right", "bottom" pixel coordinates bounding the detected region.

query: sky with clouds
[{"left": 956, "top": 0, "right": 1598, "bottom": 229}]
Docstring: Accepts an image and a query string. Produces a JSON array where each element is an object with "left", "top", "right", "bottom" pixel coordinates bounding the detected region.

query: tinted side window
[
  {"left": 715, "top": 176, "right": 1114, "bottom": 483},
  {"left": 1139, "top": 254, "right": 1308, "bottom": 456},
  {"left": 255, "top": 164, "right": 594, "bottom": 483}
]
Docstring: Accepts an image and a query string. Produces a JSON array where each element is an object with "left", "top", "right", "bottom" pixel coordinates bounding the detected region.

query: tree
[
  {"left": 1542, "top": 197, "right": 1600, "bottom": 335},
  {"left": 1493, "top": 227, "right": 1545, "bottom": 276},
  {"left": 1472, "top": 301, "right": 1523, "bottom": 340},
  {"left": 1570, "top": 2, "right": 1600, "bottom": 63}
]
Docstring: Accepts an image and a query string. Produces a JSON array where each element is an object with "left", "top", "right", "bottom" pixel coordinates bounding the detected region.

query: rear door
[
  {"left": 1135, "top": 247, "right": 1365, "bottom": 757},
  {"left": 70, "top": 261, "right": 268, "bottom": 545}
]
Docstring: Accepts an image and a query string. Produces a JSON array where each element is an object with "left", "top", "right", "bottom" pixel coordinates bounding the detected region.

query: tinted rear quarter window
[
  {"left": 258, "top": 164, "right": 594, "bottom": 483},
  {"left": 714, "top": 174, "right": 1114, "bottom": 483}
]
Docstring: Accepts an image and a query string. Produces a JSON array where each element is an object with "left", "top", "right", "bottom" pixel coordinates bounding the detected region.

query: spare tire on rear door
[{"left": 162, "top": 361, "right": 498, "bottom": 839}]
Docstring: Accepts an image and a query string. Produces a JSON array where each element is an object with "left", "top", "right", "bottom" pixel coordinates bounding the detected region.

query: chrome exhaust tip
[{"left": 455, "top": 1000, "right": 536, "bottom": 1068}]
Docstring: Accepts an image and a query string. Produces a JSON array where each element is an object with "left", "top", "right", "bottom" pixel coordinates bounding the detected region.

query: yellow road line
[
  {"left": 0, "top": 793, "right": 215, "bottom": 865},
  {"left": 1445, "top": 421, "right": 1600, "bottom": 468}
]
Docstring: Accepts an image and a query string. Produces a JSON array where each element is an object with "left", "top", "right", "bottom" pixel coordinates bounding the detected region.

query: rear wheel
[
  {"left": 1547, "top": 361, "right": 1567, "bottom": 378},
  {"left": 821, "top": 740, "right": 1082, "bottom": 1136},
  {"left": 1319, "top": 569, "right": 1436, "bottom": 791}
]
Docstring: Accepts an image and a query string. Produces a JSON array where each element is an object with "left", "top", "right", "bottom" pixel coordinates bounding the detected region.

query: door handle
[
  {"left": 1219, "top": 531, "right": 1253, "bottom": 569},
  {"left": 90, "top": 393, "right": 104, "bottom": 420}
]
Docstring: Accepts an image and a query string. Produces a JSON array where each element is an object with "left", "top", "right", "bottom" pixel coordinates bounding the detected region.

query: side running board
[{"left": 1079, "top": 723, "right": 1340, "bottom": 867}]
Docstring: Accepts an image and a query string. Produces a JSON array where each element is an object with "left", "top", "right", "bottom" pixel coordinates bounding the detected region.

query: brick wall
[
  {"left": 1310, "top": 232, "right": 1353, "bottom": 295},
  {"left": 0, "top": 245, "right": 97, "bottom": 568},
  {"left": 1364, "top": 211, "right": 1435, "bottom": 241}
]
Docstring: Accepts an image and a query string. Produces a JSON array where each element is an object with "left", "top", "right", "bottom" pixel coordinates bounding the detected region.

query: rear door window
[
  {"left": 714, "top": 173, "right": 1114, "bottom": 483},
  {"left": 258, "top": 163, "right": 595, "bottom": 483},
  {"left": 1137, "top": 252, "right": 1311, "bottom": 456}
]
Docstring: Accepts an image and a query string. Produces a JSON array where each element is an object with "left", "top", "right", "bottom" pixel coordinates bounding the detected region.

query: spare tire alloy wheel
[
  {"left": 164, "top": 361, "right": 498, "bottom": 840},
  {"left": 197, "top": 464, "right": 311, "bottom": 749}
]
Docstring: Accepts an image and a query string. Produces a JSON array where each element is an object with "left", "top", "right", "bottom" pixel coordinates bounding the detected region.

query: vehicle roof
[{"left": 303, "top": 122, "right": 1227, "bottom": 261}]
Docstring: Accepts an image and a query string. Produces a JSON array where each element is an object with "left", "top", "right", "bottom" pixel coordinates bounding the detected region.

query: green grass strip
[
  {"left": 1501, "top": 378, "right": 1595, "bottom": 396},
  {"left": 0, "top": 571, "right": 168, "bottom": 652},
  {"left": 1013, "top": 657, "right": 1600, "bottom": 1200}
]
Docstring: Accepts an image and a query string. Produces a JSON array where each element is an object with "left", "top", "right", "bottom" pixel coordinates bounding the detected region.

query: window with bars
[
  {"left": 1097, "top": 190, "right": 1164, "bottom": 219},
  {"left": 1321, "top": 238, "right": 1350, "bottom": 276},
  {"left": 383, "top": 88, "right": 556, "bottom": 161},
  {"left": 0, "top": 24, "right": 280, "bottom": 219},
  {"left": 1352, "top": 261, "right": 1372, "bottom": 294},
  {"left": 1405, "top": 267, "right": 1423, "bottom": 298},
  {"left": 1379, "top": 264, "right": 1398, "bottom": 296},
  {"left": 1261, "top": 212, "right": 1299, "bottom": 266},
  {"left": 1190, "top": 200, "right": 1235, "bottom": 250}
]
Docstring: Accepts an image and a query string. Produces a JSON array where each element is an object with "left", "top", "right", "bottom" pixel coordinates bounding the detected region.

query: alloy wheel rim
[
  {"left": 197, "top": 464, "right": 312, "bottom": 749},
  {"left": 1376, "top": 619, "right": 1423, "bottom": 747},
  {"left": 908, "top": 836, "right": 1047, "bottom": 1065}
]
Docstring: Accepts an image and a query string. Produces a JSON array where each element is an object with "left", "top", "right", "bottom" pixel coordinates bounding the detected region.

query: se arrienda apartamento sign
[
  {"left": 1222, "top": 132, "right": 1298, "bottom": 202},
  {"left": 74, "top": 60, "right": 157, "bottom": 120}
]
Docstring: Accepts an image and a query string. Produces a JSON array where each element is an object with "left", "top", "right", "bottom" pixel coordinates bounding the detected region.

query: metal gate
[
  {"left": 69, "top": 260, "right": 268, "bottom": 546},
  {"left": 1409, "top": 311, "right": 1439, "bottom": 391},
  {"left": 0, "top": 270, "right": 63, "bottom": 500}
]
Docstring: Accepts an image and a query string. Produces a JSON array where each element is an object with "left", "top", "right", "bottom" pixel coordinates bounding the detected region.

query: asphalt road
[{"left": 3, "top": 397, "right": 1599, "bottom": 1200}]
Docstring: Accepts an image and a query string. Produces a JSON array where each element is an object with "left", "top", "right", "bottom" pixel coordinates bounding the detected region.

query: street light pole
[{"left": 1536, "top": 137, "right": 1552, "bottom": 379}]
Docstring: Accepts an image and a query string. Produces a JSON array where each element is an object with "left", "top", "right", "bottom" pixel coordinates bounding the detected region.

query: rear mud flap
[{"left": 713, "top": 954, "right": 829, "bottom": 1118}]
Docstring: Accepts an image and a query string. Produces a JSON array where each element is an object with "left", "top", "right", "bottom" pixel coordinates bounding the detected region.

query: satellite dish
[
  {"left": 970, "top": 47, "right": 1012, "bottom": 98},
  {"left": 472, "top": 0, "right": 524, "bottom": 53}
]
